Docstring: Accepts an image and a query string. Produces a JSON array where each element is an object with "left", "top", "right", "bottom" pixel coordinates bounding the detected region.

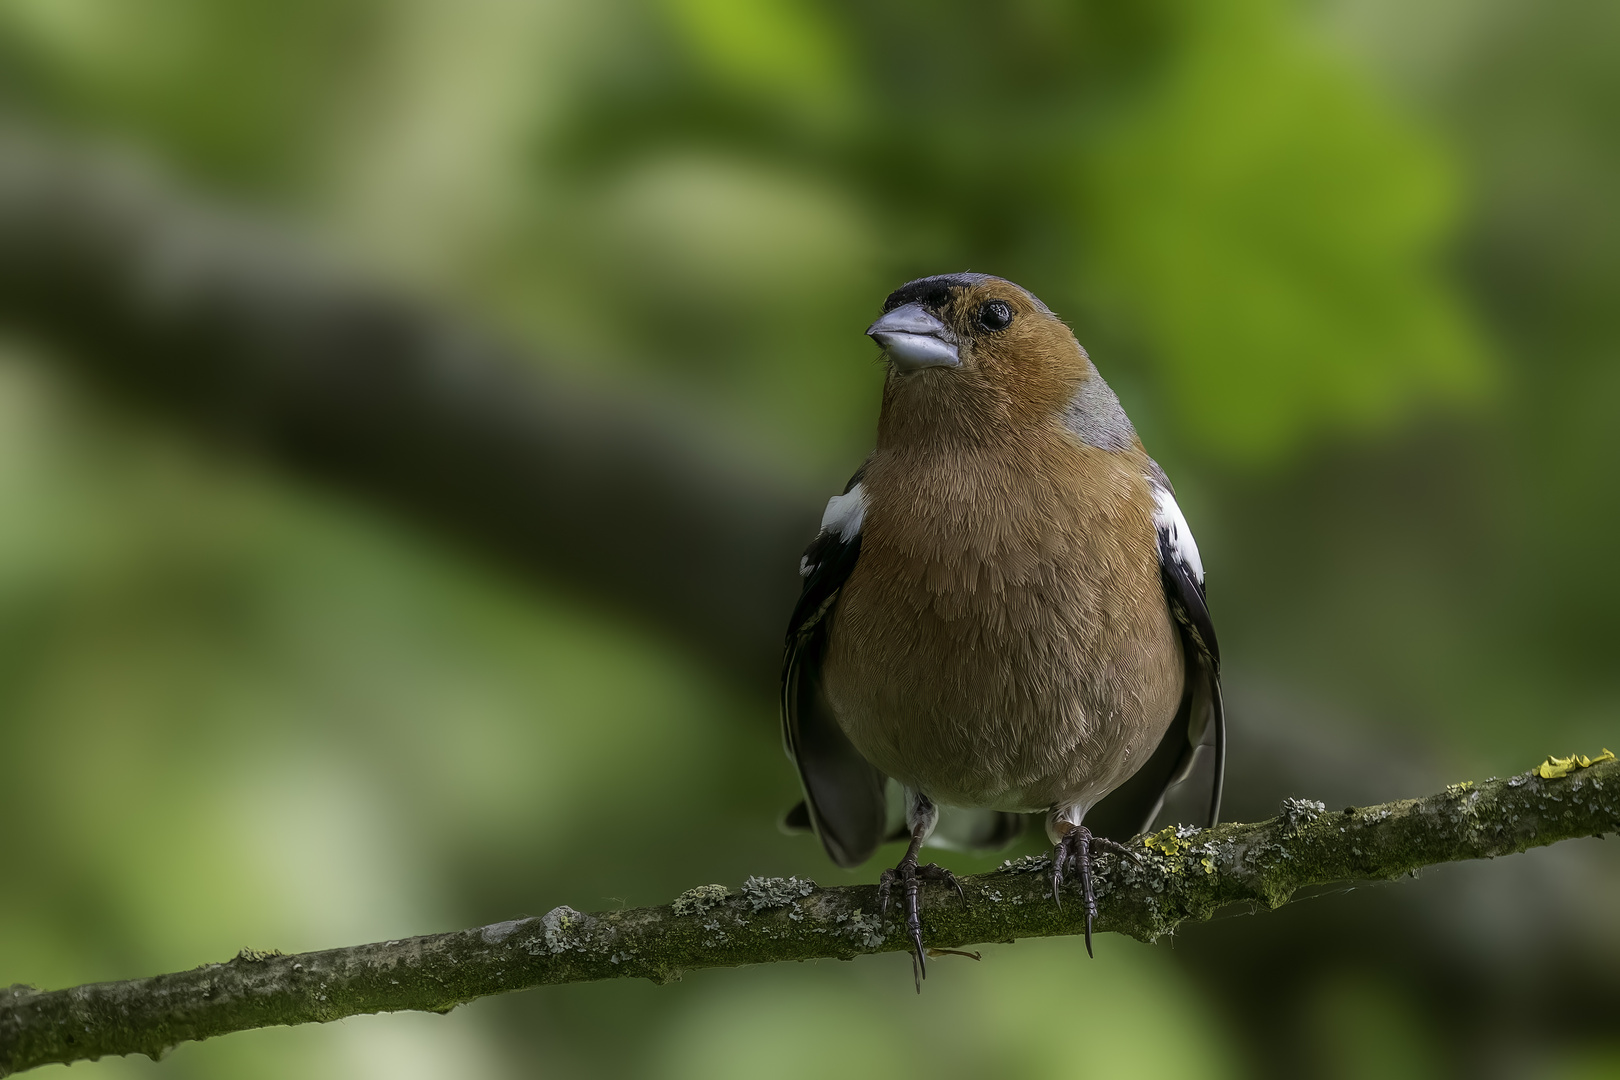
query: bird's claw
[
  {"left": 1050, "top": 826, "right": 1120, "bottom": 959},
  {"left": 878, "top": 857, "right": 968, "bottom": 992},
  {"left": 1093, "top": 834, "right": 1139, "bottom": 859}
]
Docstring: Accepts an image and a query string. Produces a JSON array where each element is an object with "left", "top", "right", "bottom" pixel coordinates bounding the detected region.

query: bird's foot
[
  {"left": 878, "top": 852, "right": 967, "bottom": 992},
  {"left": 1051, "top": 827, "right": 1135, "bottom": 958}
]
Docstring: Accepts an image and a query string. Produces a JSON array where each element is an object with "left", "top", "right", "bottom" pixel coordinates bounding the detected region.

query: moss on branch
[{"left": 4, "top": 756, "right": 1617, "bottom": 1075}]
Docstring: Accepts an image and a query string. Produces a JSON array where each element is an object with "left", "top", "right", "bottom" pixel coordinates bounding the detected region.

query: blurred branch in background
[
  {"left": 0, "top": 125, "right": 814, "bottom": 689},
  {"left": 6, "top": 758, "right": 1615, "bottom": 1078}
]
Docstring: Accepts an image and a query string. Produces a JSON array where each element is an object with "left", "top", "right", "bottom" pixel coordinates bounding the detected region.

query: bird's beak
[{"left": 866, "top": 303, "right": 960, "bottom": 371}]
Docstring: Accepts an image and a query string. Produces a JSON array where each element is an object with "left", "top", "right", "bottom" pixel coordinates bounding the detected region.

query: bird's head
[{"left": 867, "top": 273, "right": 1091, "bottom": 442}]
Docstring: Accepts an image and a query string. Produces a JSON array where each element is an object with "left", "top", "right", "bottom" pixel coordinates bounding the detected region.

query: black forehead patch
[{"left": 881, "top": 272, "right": 1051, "bottom": 314}]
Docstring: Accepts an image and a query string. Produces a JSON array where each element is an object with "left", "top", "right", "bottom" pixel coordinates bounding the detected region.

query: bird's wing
[
  {"left": 780, "top": 468, "right": 888, "bottom": 868},
  {"left": 1086, "top": 465, "right": 1225, "bottom": 841}
]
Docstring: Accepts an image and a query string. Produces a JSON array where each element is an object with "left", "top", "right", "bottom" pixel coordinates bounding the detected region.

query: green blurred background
[{"left": 0, "top": 0, "right": 1617, "bottom": 1076}]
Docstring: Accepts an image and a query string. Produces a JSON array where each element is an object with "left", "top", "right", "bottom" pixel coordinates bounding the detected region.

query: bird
[{"left": 780, "top": 272, "right": 1223, "bottom": 983}]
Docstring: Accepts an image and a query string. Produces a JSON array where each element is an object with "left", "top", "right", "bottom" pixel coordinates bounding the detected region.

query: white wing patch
[
  {"left": 1152, "top": 484, "right": 1204, "bottom": 584},
  {"left": 799, "top": 482, "right": 867, "bottom": 578},
  {"left": 819, "top": 483, "right": 867, "bottom": 542}
]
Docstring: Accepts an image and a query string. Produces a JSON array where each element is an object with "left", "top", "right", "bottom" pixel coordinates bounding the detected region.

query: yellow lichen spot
[
  {"left": 1536, "top": 749, "right": 1616, "bottom": 779},
  {"left": 1445, "top": 780, "right": 1474, "bottom": 795},
  {"left": 1144, "top": 827, "right": 1188, "bottom": 858},
  {"left": 1201, "top": 856, "right": 1216, "bottom": 875}
]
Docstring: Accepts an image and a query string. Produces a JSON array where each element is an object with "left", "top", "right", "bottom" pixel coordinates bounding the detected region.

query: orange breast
[{"left": 820, "top": 433, "right": 1183, "bottom": 813}]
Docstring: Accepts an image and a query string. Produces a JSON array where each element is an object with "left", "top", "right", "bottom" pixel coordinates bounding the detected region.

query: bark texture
[{"left": 4, "top": 757, "right": 1615, "bottom": 1076}]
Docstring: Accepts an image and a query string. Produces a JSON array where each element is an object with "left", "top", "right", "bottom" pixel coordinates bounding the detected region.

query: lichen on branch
[{"left": 3, "top": 756, "right": 1616, "bottom": 1076}]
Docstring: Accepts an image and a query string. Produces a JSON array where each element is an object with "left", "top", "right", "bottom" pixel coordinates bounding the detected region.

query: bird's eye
[{"left": 978, "top": 300, "right": 1013, "bottom": 332}]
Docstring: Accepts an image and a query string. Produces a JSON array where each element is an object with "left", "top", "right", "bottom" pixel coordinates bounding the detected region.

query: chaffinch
[{"left": 782, "top": 273, "right": 1223, "bottom": 978}]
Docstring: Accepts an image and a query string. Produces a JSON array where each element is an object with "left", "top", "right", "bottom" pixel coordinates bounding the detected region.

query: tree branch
[{"left": 4, "top": 759, "right": 1615, "bottom": 1076}]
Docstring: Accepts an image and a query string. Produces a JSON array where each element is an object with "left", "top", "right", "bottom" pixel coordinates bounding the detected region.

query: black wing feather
[
  {"left": 1156, "top": 546, "right": 1225, "bottom": 827},
  {"left": 780, "top": 470, "right": 887, "bottom": 868}
]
